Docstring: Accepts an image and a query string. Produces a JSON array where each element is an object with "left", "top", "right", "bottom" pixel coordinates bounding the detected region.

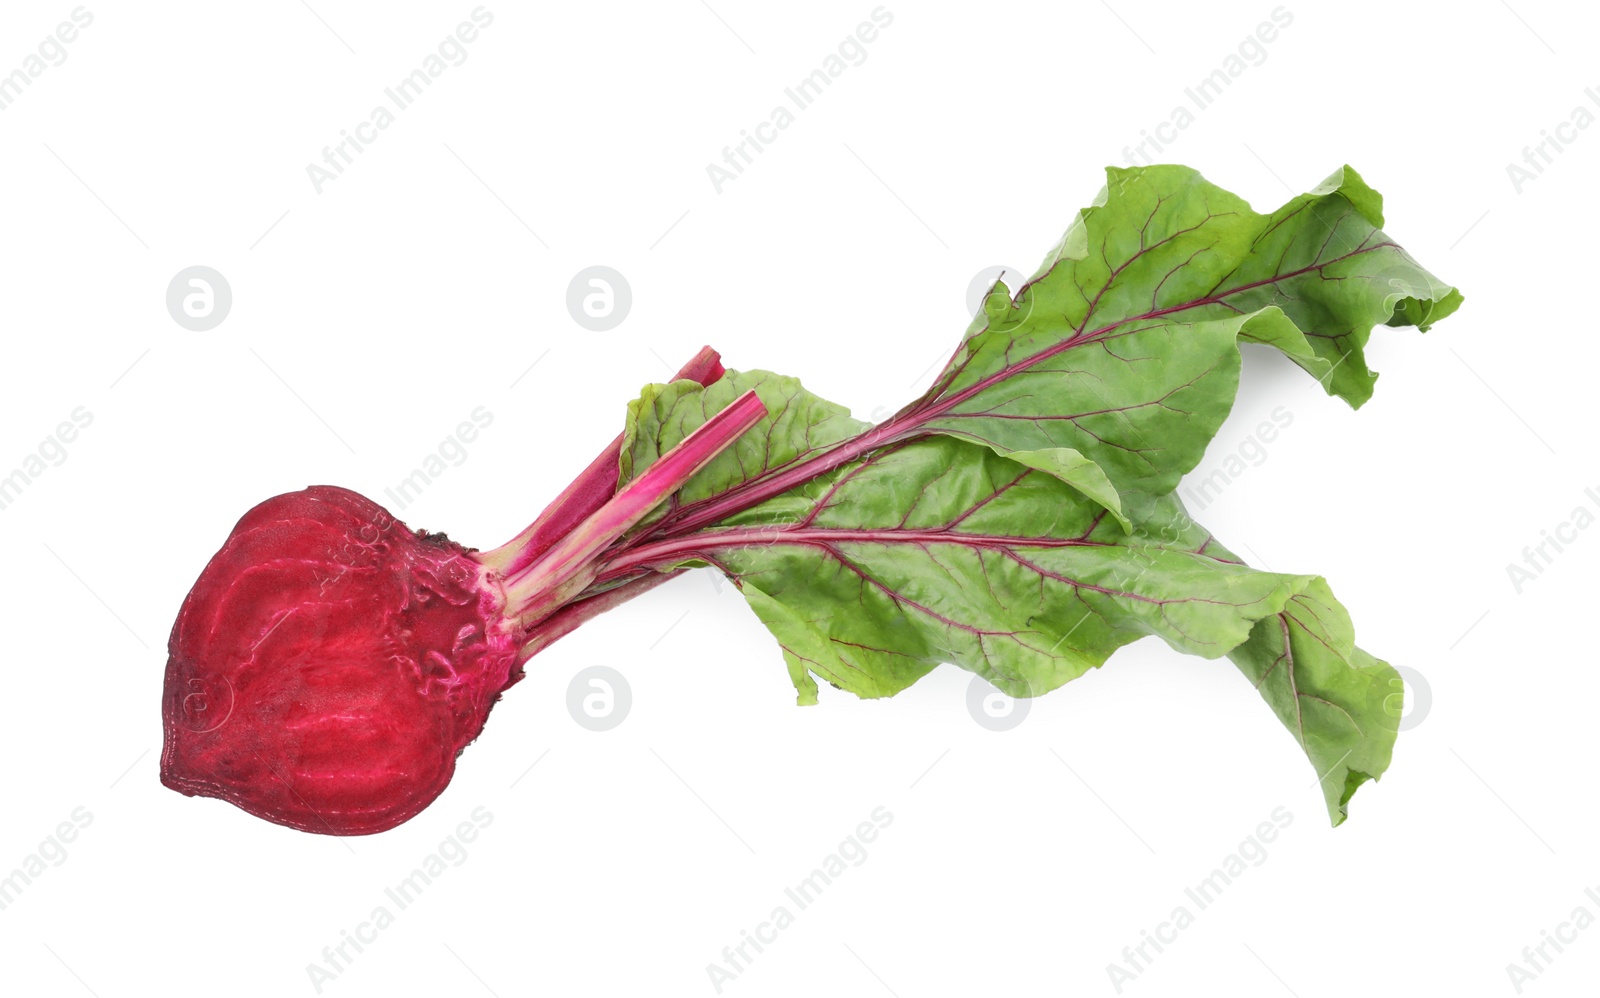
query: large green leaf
[
  {"left": 908, "top": 165, "right": 1460, "bottom": 502},
  {"left": 605, "top": 437, "right": 1398, "bottom": 824}
]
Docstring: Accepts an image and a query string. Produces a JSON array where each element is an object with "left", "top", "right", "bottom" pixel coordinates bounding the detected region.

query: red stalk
[
  {"left": 479, "top": 345, "right": 725, "bottom": 577},
  {"left": 505, "top": 389, "right": 768, "bottom": 626}
]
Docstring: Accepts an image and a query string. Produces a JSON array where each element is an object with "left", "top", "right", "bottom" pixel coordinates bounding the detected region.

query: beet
[
  {"left": 159, "top": 355, "right": 764, "bottom": 835},
  {"left": 160, "top": 486, "right": 519, "bottom": 835}
]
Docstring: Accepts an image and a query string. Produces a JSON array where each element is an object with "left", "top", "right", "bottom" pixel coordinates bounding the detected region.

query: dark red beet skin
[{"left": 160, "top": 486, "right": 519, "bottom": 835}]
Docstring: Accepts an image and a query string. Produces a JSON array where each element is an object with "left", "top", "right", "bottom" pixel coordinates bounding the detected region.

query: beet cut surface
[{"left": 160, "top": 486, "right": 519, "bottom": 836}]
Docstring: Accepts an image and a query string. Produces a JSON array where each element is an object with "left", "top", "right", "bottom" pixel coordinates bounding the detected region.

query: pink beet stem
[
  {"left": 479, "top": 345, "right": 726, "bottom": 577},
  {"left": 506, "top": 389, "right": 768, "bottom": 626}
]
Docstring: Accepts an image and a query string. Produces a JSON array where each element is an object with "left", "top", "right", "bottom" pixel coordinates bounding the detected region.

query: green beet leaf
[
  {"left": 911, "top": 164, "right": 1459, "bottom": 506},
  {"left": 604, "top": 164, "right": 1457, "bottom": 825}
]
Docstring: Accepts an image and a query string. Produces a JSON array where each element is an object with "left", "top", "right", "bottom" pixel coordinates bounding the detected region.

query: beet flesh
[{"left": 160, "top": 486, "right": 519, "bottom": 835}]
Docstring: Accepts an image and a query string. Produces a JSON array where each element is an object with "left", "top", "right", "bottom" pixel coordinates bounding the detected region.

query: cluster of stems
[
  {"left": 476, "top": 335, "right": 961, "bottom": 662},
  {"left": 475, "top": 347, "right": 764, "bottom": 663}
]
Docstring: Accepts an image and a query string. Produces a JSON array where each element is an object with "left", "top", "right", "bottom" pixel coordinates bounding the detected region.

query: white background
[{"left": 0, "top": 1, "right": 1591, "bottom": 995}]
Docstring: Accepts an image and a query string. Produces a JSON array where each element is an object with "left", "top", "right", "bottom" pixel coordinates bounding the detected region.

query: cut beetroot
[{"left": 160, "top": 486, "right": 519, "bottom": 835}]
